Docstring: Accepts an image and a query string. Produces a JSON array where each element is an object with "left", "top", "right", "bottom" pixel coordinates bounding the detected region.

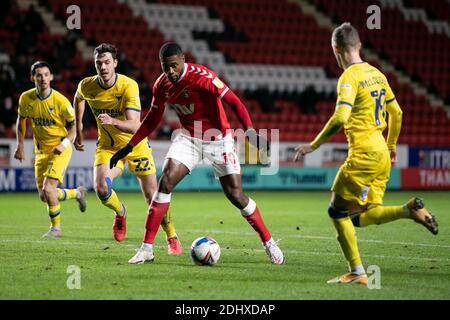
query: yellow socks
[
  {"left": 161, "top": 210, "right": 177, "bottom": 239},
  {"left": 48, "top": 204, "right": 61, "bottom": 229},
  {"left": 332, "top": 217, "right": 362, "bottom": 269},
  {"left": 57, "top": 188, "right": 77, "bottom": 201},
  {"left": 353, "top": 205, "right": 406, "bottom": 227},
  {"left": 329, "top": 204, "right": 407, "bottom": 274},
  {"left": 100, "top": 190, "right": 124, "bottom": 215}
]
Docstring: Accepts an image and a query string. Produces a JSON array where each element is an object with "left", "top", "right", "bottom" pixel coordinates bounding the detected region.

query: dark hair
[
  {"left": 94, "top": 43, "right": 117, "bottom": 59},
  {"left": 30, "top": 61, "right": 52, "bottom": 76},
  {"left": 332, "top": 22, "right": 360, "bottom": 49},
  {"left": 159, "top": 42, "right": 183, "bottom": 59}
]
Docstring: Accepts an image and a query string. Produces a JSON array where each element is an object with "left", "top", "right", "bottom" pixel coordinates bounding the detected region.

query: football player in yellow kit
[
  {"left": 14, "top": 61, "right": 87, "bottom": 238},
  {"left": 74, "top": 44, "right": 181, "bottom": 253},
  {"left": 294, "top": 23, "right": 438, "bottom": 285}
]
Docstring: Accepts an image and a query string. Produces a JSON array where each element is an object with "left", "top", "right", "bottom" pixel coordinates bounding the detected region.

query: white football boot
[
  {"left": 42, "top": 227, "right": 62, "bottom": 238},
  {"left": 128, "top": 244, "right": 155, "bottom": 264},
  {"left": 264, "top": 238, "right": 285, "bottom": 265}
]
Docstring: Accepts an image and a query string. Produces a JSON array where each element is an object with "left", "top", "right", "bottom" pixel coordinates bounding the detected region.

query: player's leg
[
  {"left": 326, "top": 152, "right": 382, "bottom": 284},
  {"left": 219, "top": 174, "right": 285, "bottom": 265},
  {"left": 39, "top": 147, "right": 72, "bottom": 238},
  {"left": 351, "top": 150, "right": 438, "bottom": 233},
  {"left": 129, "top": 143, "right": 182, "bottom": 254},
  {"left": 56, "top": 186, "right": 87, "bottom": 213},
  {"left": 136, "top": 173, "right": 182, "bottom": 255},
  {"left": 129, "top": 134, "right": 199, "bottom": 263},
  {"left": 351, "top": 182, "right": 438, "bottom": 235},
  {"left": 35, "top": 153, "right": 47, "bottom": 204},
  {"left": 129, "top": 158, "right": 190, "bottom": 264},
  {"left": 94, "top": 162, "right": 126, "bottom": 241},
  {"left": 348, "top": 151, "right": 406, "bottom": 228},
  {"left": 352, "top": 199, "right": 438, "bottom": 234},
  {"left": 35, "top": 153, "right": 55, "bottom": 236},
  {"left": 41, "top": 177, "right": 63, "bottom": 238},
  {"left": 327, "top": 192, "right": 367, "bottom": 284}
]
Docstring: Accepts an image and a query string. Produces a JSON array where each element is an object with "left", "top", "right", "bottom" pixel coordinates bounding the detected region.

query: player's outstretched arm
[
  {"left": 14, "top": 115, "right": 27, "bottom": 162},
  {"left": 73, "top": 94, "right": 85, "bottom": 151},
  {"left": 293, "top": 105, "right": 350, "bottom": 161}
]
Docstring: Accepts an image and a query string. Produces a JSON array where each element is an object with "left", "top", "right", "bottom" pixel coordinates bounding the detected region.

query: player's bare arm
[
  {"left": 14, "top": 115, "right": 27, "bottom": 162},
  {"left": 73, "top": 93, "right": 85, "bottom": 151},
  {"left": 98, "top": 108, "right": 140, "bottom": 134},
  {"left": 386, "top": 96, "right": 403, "bottom": 164},
  {"left": 52, "top": 120, "right": 76, "bottom": 155}
]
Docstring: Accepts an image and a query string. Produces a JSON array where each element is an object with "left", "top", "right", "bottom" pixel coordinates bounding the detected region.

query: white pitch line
[{"left": 1, "top": 239, "right": 449, "bottom": 263}]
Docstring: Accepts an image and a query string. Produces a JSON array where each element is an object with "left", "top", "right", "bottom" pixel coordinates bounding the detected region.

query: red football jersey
[{"left": 152, "top": 63, "right": 231, "bottom": 137}]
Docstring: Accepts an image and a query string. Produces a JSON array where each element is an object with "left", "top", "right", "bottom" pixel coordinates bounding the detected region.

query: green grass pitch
[{"left": 0, "top": 191, "right": 449, "bottom": 300}]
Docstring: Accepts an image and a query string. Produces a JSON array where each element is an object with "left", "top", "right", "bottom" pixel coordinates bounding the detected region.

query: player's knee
[
  {"left": 95, "top": 177, "right": 113, "bottom": 200},
  {"left": 42, "top": 184, "right": 57, "bottom": 201},
  {"left": 95, "top": 186, "right": 109, "bottom": 200}
]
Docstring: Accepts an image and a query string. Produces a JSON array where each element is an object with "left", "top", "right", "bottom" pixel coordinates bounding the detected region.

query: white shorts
[{"left": 165, "top": 133, "right": 241, "bottom": 177}]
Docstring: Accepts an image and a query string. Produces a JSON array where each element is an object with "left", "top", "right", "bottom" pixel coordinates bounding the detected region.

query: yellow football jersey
[
  {"left": 336, "top": 62, "right": 397, "bottom": 152},
  {"left": 18, "top": 88, "right": 75, "bottom": 151},
  {"left": 76, "top": 73, "right": 147, "bottom": 149}
]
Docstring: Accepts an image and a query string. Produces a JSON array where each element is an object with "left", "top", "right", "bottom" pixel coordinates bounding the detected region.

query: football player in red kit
[{"left": 110, "top": 42, "right": 285, "bottom": 265}]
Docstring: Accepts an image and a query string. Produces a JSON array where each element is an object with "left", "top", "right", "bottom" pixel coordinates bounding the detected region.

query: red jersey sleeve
[{"left": 193, "top": 65, "right": 252, "bottom": 130}]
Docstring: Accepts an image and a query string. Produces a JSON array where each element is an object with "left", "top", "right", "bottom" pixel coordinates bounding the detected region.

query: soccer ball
[{"left": 190, "top": 236, "right": 221, "bottom": 266}]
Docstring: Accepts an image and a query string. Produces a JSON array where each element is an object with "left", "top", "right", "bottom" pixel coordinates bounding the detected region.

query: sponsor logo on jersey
[
  {"left": 92, "top": 108, "right": 123, "bottom": 118},
  {"left": 33, "top": 117, "right": 56, "bottom": 126}
]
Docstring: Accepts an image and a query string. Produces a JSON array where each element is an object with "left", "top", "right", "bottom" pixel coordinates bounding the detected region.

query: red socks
[
  {"left": 241, "top": 198, "right": 271, "bottom": 243},
  {"left": 143, "top": 193, "right": 171, "bottom": 244}
]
